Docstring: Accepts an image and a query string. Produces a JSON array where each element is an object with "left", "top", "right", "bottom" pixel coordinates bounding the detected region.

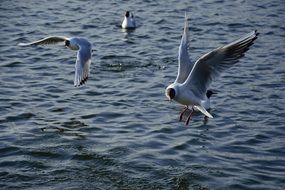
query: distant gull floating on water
[
  {"left": 165, "top": 13, "right": 259, "bottom": 125},
  {"left": 121, "top": 11, "right": 136, "bottom": 29},
  {"left": 19, "top": 36, "right": 93, "bottom": 87}
]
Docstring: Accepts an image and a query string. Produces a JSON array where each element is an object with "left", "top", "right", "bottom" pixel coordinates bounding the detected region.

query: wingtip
[
  {"left": 251, "top": 30, "right": 259, "bottom": 42},
  {"left": 18, "top": 42, "right": 37, "bottom": 47},
  {"left": 18, "top": 43, "right": 28, "bottom": 46},
  {"left": 184, "top": 11, "right": 190, "bottom": 20},
  {"left": 183, "top": 13, "right": 189, "bottom": 34},
  {"left": 254, "top": 30, "right": 260, "bottom": 37},
  {"left": 74, "top": 76, "right": 89, "bottom": 87},
  {"left": 184, "top": 12, "right": 189, "bottom": 23},
  {"left": 250, "top": 30, "right": 259, "bottom": 38}
]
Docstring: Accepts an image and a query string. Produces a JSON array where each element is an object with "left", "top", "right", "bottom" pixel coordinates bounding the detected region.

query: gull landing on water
[
  {"left": 18, "top": 36, "right": 93, "bottom": 87},
  {"left": 165, "top": 14, "right": 259, "bottom": 125},
  {"left": 121, "top": 11, "right": 136, "bottom": 29}
]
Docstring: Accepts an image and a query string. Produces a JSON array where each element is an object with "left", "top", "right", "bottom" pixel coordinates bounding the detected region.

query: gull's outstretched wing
[
  {"left": 18, "top": 36, "right": 68, "bottom": 46},
  {"left": 175, "top": 13, "right": 192, "bottom": 84},
  {"left": 74, "top": 45, "right": 92, "bottom": 87},
  {"left": 184, "top": 30, "right": 259, "bottom": 98}
]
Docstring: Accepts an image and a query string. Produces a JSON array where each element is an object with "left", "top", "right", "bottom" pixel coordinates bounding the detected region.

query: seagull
[
  {"left": 18, "top": 36, "right": 93, "bottom": 87},
  {"left": 121, "top": 11, "right": 136, "bottom": 29},
  {"left": 165, "top": 14, "right": 259, "bottom": 125}
]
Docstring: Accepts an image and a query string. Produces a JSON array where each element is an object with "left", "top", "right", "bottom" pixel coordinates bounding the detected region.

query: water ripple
[{"left": 0, "top": 0, "right": 285, "bottom": 189}]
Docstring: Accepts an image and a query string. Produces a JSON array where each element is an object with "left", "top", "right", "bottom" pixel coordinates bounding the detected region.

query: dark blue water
[{"left": 0, "top": 0, "right": 285, "bottom": 189}]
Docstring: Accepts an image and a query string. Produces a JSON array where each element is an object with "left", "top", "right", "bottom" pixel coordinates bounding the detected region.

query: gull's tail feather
[{"left": 194, "top": 105, "right": 213, "bottom": 118}]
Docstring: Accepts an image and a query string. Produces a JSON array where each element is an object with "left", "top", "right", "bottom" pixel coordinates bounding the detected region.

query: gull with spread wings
[
  {"left": 19, "top": 36, "right": 93, "bottom": 87},
  {"left": 165, "top": 14, "right": 259, "bottom": 125}
]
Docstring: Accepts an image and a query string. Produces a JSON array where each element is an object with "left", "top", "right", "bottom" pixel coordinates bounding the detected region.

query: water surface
[{"left": 0, "top": 0, "right": 285, "bottom": 189}]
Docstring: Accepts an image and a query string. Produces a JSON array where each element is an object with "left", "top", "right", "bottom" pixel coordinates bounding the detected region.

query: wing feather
[
  {"left": 184, "top": 30, "right": 259, "bottom": 98},
  {"left": 74, "top": 45, "right": 92, "bottom": 87},
  {"left": 175, "top": 13, "right": 193, "bottom": 84},
  {"left": 18, "top": 36, "right": 68, "bottom": 46}
]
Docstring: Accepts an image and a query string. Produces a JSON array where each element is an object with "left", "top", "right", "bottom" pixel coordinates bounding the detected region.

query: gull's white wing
[
  {"left": 18, "top": 36, "right": 68, "bottom": 46},
  {"left": 184, "top": 30, "right": 259, "bottom": 98},
  {"left": 74, "top": 45, "right": 92, "bottom": 87},
  {"left": 175, "top": 13, "right": 192, "bottom": 84}
]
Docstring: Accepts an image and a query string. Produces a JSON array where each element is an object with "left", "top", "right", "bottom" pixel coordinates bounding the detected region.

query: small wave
[{"left": 5, "top": 112, "right": 35, "bottom": 123}]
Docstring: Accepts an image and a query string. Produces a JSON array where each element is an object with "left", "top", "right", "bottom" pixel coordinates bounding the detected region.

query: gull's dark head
[
  {"left": 65, "top": 40, "right": 70, "bottom": 47},
  {"left": 206, "top": 90, "right": 217, "bottom": 99},
  {"left": 125, "top": 11, "right": 130, "bottom": 18},
  {"left": 166, "top": 88, "right": 176, "bottom": 101}
]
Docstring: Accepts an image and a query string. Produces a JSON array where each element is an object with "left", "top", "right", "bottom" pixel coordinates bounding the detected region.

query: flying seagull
[
  {"left": 165, "top": 14, "right": 259, "bottom": 125},
  {"left": 19, "top": 36, "right": 93, "bottom": 87}
]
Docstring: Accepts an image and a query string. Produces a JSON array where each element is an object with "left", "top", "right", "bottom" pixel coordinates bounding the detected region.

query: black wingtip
[
  {"left": 74, "top": 76, "right": 89, "bottom": 87},
  {"left": 251, "top": 30, "right": 259, "bottom": 46},
  {"left": 254, "top": 30, "right": 259, "bottom": 39},
  {"left": 79, "top": 76, "right": 89, "bottom": 86}
]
